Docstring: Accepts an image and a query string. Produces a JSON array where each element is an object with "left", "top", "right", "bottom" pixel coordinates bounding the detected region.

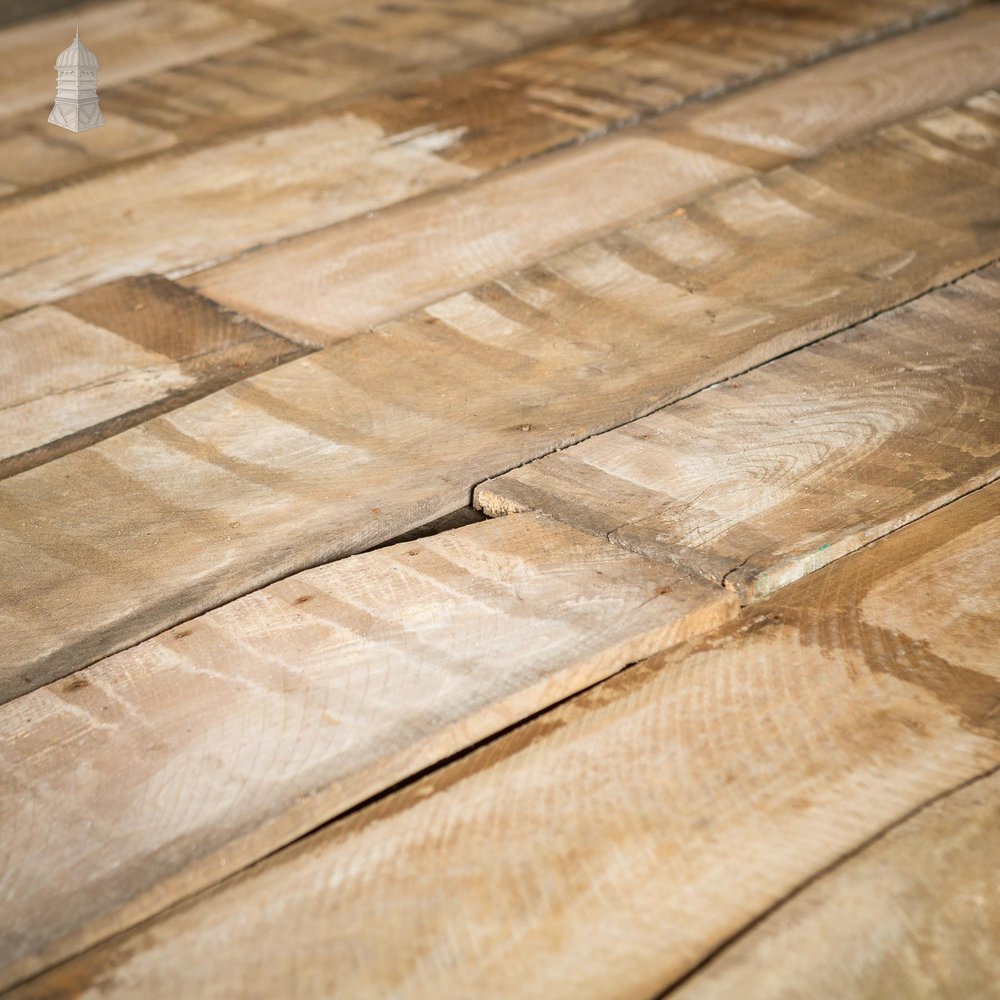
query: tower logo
[{"left": 49, "top": 21, "right": 105, "bottom": 133}]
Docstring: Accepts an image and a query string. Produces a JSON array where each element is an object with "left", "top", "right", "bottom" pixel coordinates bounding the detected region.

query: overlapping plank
[
  {"left": 190, "top": 6, "right": 1000, "bottom": 345},
  {"left": 0, "top": 277, "right": 307, "bottom": 480},
  {"left": 476, "top": 265, "right": 1000, "bottom": 600},
  {"left": 0, "top": 512, "right": 735, "bottom": 991},
  {"left": 0, "top": 0, "right": 975, "bottom": 310},
  {"left": 670, "top": 769, "right": 1000, "bottom": 1000},
  {"left": 1, "top": 92, "right": 998, "bottom": 702},
  {"left": 19, "top": 481, "right": 1000, "bottom": 1000}
]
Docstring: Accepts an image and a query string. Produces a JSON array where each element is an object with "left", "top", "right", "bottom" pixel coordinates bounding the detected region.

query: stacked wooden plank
[
  {"left": 1, "top": 0, "right": 998, "bottom": 995},
  {"left": 17, "top": 484, "right": 997, "bottom": 998}
]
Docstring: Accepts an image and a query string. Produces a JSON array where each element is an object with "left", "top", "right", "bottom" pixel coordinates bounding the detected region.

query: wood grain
[
  {"left": 477, "top": 265, "right": 1000, "bottom": 600},
  {"left": 0, "top": 511, "right": 735, "bottom": 992},
  {"left": 0, "top": 0, "right": 273, "bottom": 119},
  {"left": 0, "top": 0, "right": 976, "bottom": 309},
  {"left": 1, "top": 92, "right": 998, "bottom": 702},
  {"left": 0, "top": 0, "right": 686, "bottom": 192},
  {"left": 670, "top": 768, "right": 1000, "bottom": 1000},
  {"left": 190, "top": 6, "right": 1000, "bottom": 346},
  {"left": 2, "top": 0, "right": 968, "bottom": 194},
  {"left": 0, "top": 276, "right": 307, "bottom": 479},
  {"left": 19, "top": 482, "right": 1000, "bottom": 1000},
  {"left": 0, "top": 0, "right": 688, "bottom": 193}
]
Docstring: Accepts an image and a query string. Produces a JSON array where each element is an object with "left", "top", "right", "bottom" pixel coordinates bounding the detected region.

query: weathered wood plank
[
  {"left": 1, "top": 93, "right": 997, "bottom": 701},
  {"left": 19, "top": 483, "right": 1000, "bottom": 1000},
  {"left": 0, "top": 512, "right": 735, "bottom": 992},
  {"left": 0, "top": 0, "right": 974, "bottom": 309},
  {"left": 476, "top": 265, "right": 1000, "bottom": 600},
  {"left": 0, "top": 277, "right": 308, "bottom": 480},
  {"left": 0, "top": 0, "right": 689, "bottom": 192},
  {"left": 670, "top": 769, "right": 1000, "bottom": 1000},
  {"left": 191, "top": 6, "right": 1000, "bottom": 346},
  {"left": 0, "top": 0, "right": 274, "bottom": 120}
]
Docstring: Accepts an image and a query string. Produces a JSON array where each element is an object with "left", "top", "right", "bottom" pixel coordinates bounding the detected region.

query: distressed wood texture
[
  {"left": 0, "top": 0, "right": 689, "bottom": 193},
  {"left": 0, "top": 0, "right": 704, "bottom": 194},
  {"left": 0, "top": 277, "right": 307, "bottom": 480},
  {"left": 0, "top": 0, "right": 970, "bottom": 196},
  {"left": 18, "top": 483, "right": 1000, "bottom": 1000},
  {"left": 671, "top": 769, "right": 1000, "bottom": 1000},
  {"left": 0, "top": 0, "right": 273, "bottom": 120},
  {"left": 1, "top": 92, "right": 998, "bottom": 702},
  {"left": 0, "top": 0, "right": 976, "bottom": 310},
  {"left": 190, "top": 6, "right": 1000, "bottom": 345},
  {"left": 0, "top": 512, "right": 735, "bottom": 992},
  {"left": 477, "top": 265, "right": 1000, "bottom": 600}
]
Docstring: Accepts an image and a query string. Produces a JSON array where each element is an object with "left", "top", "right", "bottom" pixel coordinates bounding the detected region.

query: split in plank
[
  {"left": 477, "top": 264, "right": 1000, "bottom": 600},
  {"left": 2, "top": 92, "right": 998, "bottom": 700},
  {"left": 190, "top": 5, "right": 1000, "bottom": 346},
  {"left": 0, "top": 276, "right": 307, "bottom": 481},
  {"left": 0, "top": 512, "right": 735, "bottom": 992},
  {"left": 669, "top": 768, "right": 1000, "bottom": 1000},
  {"left": 19, "top": 480, "right": 1000, "bottom": 999},
  {"left": 0, "top": 0, "right": 977, "bottom": 310}
]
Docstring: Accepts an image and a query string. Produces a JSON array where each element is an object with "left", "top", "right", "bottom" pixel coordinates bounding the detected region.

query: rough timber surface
[
  {"left": 0, "top": 277, "right": 307, "bottom": 480},
  {"left": 0, "top": 0, "right": 687, "bottom": 193},
  {"left": 0, "top": 512, "right": 735, "bottom": 992},
  {"left": 20, "top": 484, "right": 1000, "bottom": 1000},
  {"left": 477, "top": 265, "right": 1000, "bottom": 600},
  {"left": 190, "top": 6, "right": 1000, "bottom": 345},
  {"left": 670, "top": 768, "right": 1000, "bottom": 1000},
  {"left": 0, "top": 0, "right": 978, "bottom": 311},
  {"left": 1, "top": 92, "right": 999, "bottom": 701},
  {"left": 0, "top": 1, "right": 273, "bottom": 120}
]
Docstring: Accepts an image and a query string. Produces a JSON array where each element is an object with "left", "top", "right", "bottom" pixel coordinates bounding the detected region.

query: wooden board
[
  {"left": 19, "top": 482, "right": 1000, "bottom": 1000},
  {"left": 1, "top": 92, "right": 998, "bottom": 702},
  {"left": 190, "top": 6, "right": 1000, "bottom": 346},
  {"left": 0, "top": 0, "right": 666, "bottom": 195},
  {"left": 0, "top": 276, "right": 307, "bottom": 480},
  {"left": 0, "top": 0, "right": 690, "bottom": 193},
  {"left": 0, "top": 511, "right": 735, "bottom": 992},
  {"left": 476, "top": 265, "right": 1000, "bottom": 600},
  {"left": 670, "top": 768, "right": 1000, "bottom": 999},
  {"left": 0, "top": 0, "right": 974, "bottom": 310},
  {"left": 0, "top": 0, "right": 274, "bottom": 120}
]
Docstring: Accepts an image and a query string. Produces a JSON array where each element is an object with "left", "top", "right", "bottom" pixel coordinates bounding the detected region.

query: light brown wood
[
  {"left": 0, "top": 0, "right": 974, "bottom": 310},
  {"left": 0, "top": 276, "right": 307, "bottom": 480},
  {"left": 0, "top": 511, "right": 735, "bottom": 992},
  {"left": 0, "top": 113, "right": 477, "bottom": 311},
  {"left": 190, "top": 6, "right": 1000, "bottom": 346},
  {"left": 476, "top": 265, "right": 1000, "bottom": 600},
  {"left": 0, "top": 0, "right": 273, "bottom": 120},
  {"left": 186, "top": 133, "right": 749, "bottom": 346},
  {"left": 0, "top": 0, "right": 670, "bottom": 187},
  {"left": 1, "top": 92, "right": 997, "bottom": 702},
  {"left": 670, "top": 768, "right": 1000, "bottom": 1000},
  {"left": 19, "top": 482, "right": 1000, "bottom": 1000}
]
